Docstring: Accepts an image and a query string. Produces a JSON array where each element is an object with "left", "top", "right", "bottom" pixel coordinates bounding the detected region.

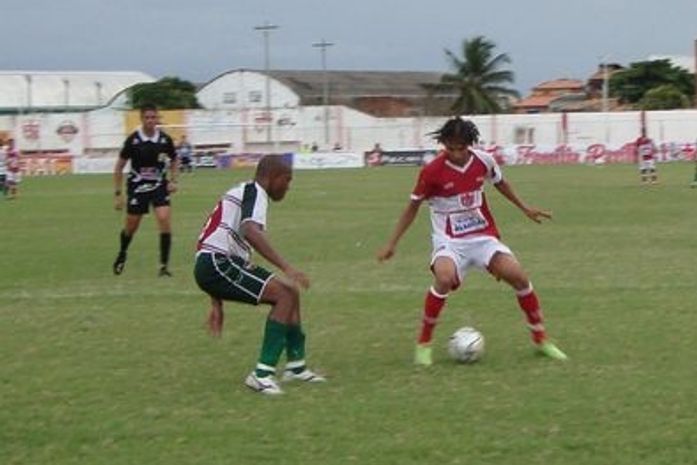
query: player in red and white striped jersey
[
  {"left": 377, "top": 117, "right": 567, "bottom": 365},
  {"left": 635, "top": 130, "right": 658, "bottom": 184},
  {"left": 5, "top": 138, "right": 20, "bottom": 199}
]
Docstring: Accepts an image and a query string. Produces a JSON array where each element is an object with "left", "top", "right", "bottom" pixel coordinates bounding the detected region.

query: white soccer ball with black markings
[{"left": 448, "top": 327, "right": 485, "bottom": 363}]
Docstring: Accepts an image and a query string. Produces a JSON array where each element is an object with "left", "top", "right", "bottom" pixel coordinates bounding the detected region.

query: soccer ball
[{"left": 448, "top": 327, "right": 485, "bottom": 363}]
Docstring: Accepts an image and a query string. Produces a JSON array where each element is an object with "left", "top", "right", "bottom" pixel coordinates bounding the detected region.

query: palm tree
[{"left": 440, "top": 36, "right": 519, "bottom": 114}]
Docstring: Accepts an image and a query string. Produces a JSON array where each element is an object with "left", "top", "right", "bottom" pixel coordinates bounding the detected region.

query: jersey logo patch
[
  {"left": 449, "top": 210, "right": 488, "bottom": 235},
  {"left": 458, "top": 192, "right": 482, "bottom": 208}
]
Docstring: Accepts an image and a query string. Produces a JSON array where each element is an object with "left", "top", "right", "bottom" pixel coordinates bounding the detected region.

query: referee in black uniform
[{"left": 112, "top": 104, "right": 178, "bottom": 277}]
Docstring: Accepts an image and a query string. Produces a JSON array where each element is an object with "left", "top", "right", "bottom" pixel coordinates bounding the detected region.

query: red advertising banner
[{"left": 20, "top": 153, "right": 73, "bottom": 176}]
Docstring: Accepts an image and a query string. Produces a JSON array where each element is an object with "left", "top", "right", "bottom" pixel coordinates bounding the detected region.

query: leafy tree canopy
[
  {"left": 439, "top": 35, "right": 520, "bottom": 115},
  {"left": 609, "top": 60, "right": 694, "bottom": 107},
  {"left": 638, "top": 84, "right": 691, "bottom": 110},
  {"left": 128, "top": 76, "right": 200, "bottom": 110}
]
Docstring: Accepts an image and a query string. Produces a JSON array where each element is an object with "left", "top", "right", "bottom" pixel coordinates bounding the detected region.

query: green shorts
[{"left": 194, "top": 252, "right": 273, "bottom": 305}]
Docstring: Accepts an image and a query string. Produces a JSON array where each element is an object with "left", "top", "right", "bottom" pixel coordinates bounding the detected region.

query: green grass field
[{"left": 1, "top": 162, "right": 695, "bottom": 465}]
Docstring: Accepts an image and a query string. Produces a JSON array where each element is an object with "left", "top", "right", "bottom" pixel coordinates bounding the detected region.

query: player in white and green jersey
[{"left": 195, "top": 155, "right": 325, "bottom": 395}]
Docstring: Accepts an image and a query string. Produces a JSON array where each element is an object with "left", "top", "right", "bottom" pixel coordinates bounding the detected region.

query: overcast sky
[{"left": 2, "top": 0, "right": 695, "bottom": 94}]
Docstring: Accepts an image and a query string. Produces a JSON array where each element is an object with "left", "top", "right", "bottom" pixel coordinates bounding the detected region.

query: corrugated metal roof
[
  {"left": 265, "top": 70, "right": 449, "bottom": 101},
  {"left": 0, "top": 71, "right": 155, "bottom": 112},
  {"left": 534, "top": 79, "right": 585, "bottom": 90}
]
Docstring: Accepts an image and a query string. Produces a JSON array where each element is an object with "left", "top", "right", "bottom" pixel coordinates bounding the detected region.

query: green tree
[
  {"left": 638, "top": 84, "right": 691, "bottom": 110},
  {"left": 609, "top": 59, "right": 694, "bottom": 106},
  {"left": 440, "top": 35, "right": 520, "bottom": 114},
  {"left": 128, "top": 76, "right": 200, "bottom": 110}
]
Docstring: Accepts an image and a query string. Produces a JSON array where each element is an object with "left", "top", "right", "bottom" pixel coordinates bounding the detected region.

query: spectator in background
[
  {"left": 0, "top": 139, "right": 6, "bottom": 197},
  {"left": 5, "top": 138, "right": 20, "bottom": 200},
  {"left": 177, "top": 135, "right": 194, "bottom": 173},
  {"left": 310, "top": 142, "right": 319, "bottom": 152},
  {"left": 691, "top": 142, "right": 697, "bottom": 188},
  {"left": 635, "top": 129, "right": 658, "bottom": 185},
  {"left": 365, "top": 142, "right": 383, "bottom": 167}
]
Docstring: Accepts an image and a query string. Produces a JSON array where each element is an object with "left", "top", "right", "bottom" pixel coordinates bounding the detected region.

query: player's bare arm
[
  {"left": 241, "top": 221, "right": 310, "bottom": 289},
  {"left": 494, "top": 179, "right": 551, "bottom": 223},
  {"left": 168, "top": 156, "right": 179, "bottom": 193},
  {"left": 377, "top": 199, "right": 421, "bottom": 262},
  {"left": 113, "top": 157, "right": 127, "bottom": 210}
]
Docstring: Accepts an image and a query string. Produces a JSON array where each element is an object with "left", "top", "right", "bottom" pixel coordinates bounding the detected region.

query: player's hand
[
  {"left": 114, "top": 194, "right": 124, "bottom": 211},
  {"left": 376, "top": 245, "right": 395, "bottom": 262},
  {"left": 524, "top": 207, "right": 552, "bottom": 223},
  {"left": 167, "top": 181, "right": 178, "bottom": 194},
  {"left": 284, "top": 267, "right": 310, "bottom": 290},
  {"left": 207, "top": 299, "right": 224, "bottom": 337}
]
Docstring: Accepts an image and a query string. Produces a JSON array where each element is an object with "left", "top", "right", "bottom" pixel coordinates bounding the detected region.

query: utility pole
[
  {"left": 312, "top": 39, "right": 334, "bottom": 146},
  {"left": 95, "top": 81, "right": 103, "bottom": 106},
  {"left": 25, "top": 74, "right": 32, "bottom": 112},
  {"left": 63, "top": 78, "right": 70, "bottom": 108},
  {"left": 254, "top": 22, "right": 279, "bottom": 144},
  {"left": 694, "top": 39, "right": 697, "bottom": 108},
  {"left": 601, "top": 55, "right": 609, "bottom": 113}
]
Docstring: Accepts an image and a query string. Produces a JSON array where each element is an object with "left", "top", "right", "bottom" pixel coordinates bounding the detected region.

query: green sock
[
  {"left": 286, "top": 324, "right": 306, "bottom": 373},
  {"left": 255, "top": 319, "right": 288, "bottom": 377}
]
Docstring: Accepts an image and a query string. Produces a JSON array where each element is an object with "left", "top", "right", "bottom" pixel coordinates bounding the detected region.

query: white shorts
[
  {"left": 639, "top": 159, "right": 656, "bottom": 171},
  {"left": 431, "top": 235, "right": 513, "bottom": 283},
  {"left": 6, "top": 171, "right": 21, "bottom": 184}
]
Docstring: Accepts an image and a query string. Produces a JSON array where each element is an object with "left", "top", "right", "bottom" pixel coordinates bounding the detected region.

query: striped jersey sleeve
[{"left": 240, "top": 182, "right": 268, "bottom": 229}]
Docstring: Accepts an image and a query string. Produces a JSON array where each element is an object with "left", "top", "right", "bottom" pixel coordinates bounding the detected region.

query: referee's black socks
[
  {"left": 119, "top": 229, "right": 133, "bottom": 254},
  {"left": 160, "top": 233, "right": 171, "bottom": 267}
]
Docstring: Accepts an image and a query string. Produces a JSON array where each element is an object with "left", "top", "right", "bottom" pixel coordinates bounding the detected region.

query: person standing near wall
[
  {"left": 177, "top": 135, "right": 194, "bottom": 173},
  {"left": 635, "top": 129, "right": 658, "bottom": 185},
  {"left": 0, "top": 139, "right": 7, "bottom": 197},
  {"left": 691, "top": 142, "right": 697, "bottom": 188},
  {"left": 5, "top": 139, "right": 21, "bottom": 199}
]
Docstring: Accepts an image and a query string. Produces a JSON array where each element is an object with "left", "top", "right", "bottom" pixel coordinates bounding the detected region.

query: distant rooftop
[
  {"left": 0, "top": 70, "right": 155, "bottom": 113},
  {"left": 259, "top": 69, "right": 453, "bottom": 103}
]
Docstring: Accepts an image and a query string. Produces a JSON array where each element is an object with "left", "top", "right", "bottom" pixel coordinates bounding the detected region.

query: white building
[{"left": 0, "top": 71, "right": 155, "bottom": 113}]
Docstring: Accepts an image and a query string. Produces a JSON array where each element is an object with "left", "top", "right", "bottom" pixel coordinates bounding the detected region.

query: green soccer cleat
[
  {"left": 536, "top": 341, "right": 568, "bottom": 361},
  {"left": 414, "top": 343, "right": 433, "bottom": 366}
]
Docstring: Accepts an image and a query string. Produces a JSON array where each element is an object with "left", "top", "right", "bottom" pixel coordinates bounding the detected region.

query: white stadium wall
[
  {"left": 82, "top": 108, "right": 126, "bottom": 152},
  {"left": 2, "top": 106, "right": 697, "bottom": 175}
]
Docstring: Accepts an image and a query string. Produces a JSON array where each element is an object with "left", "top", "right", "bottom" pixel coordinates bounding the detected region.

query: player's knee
[
  {"left": 508, "top": 275, "right": 530, "bottom": 291},
  {"left": 434, "top": 273, "right": 458, "bottom": 291},
  {"left": 274, "top": 280, "right": 299, "bottom": 307}
]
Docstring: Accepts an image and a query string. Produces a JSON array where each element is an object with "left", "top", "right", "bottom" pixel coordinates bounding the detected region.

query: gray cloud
[{"left": 2, "top": 0, "right": 695, "bottom": 93}]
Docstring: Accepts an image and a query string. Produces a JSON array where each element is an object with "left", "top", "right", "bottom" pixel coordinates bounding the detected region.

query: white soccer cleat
[
  {"left": 282, "top": 368, "right": 327, "bottom": 383},
  {"left": 244, "top": 372, "right": 284, "bottom": 395}
]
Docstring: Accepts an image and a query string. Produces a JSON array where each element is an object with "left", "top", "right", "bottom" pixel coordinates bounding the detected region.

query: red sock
[
  {"left": 516, "top": 285, "right": 546, "bottom": 344},
  {"left": 418, "top": 287, "right": 447, "bottom": 344}
]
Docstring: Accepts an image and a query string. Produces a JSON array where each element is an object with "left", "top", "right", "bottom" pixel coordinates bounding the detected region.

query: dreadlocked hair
[{"left": 430, "top": 117, "right": 480, "bottom": 146}]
